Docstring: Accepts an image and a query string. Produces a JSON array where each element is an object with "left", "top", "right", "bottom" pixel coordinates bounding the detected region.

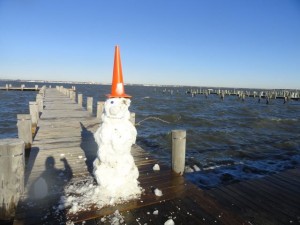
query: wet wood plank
[{"left": 206, "top": 167, "right": 300, "bottom": 225}]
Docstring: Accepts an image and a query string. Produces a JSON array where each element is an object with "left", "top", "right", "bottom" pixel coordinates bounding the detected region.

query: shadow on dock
[
  {"left": 80, "top": 122, "right": 98, "bottom": 177},
  {"left": 16, "top": 157, "right": 73, "bottom": 225},
  {"left": 28, "top": 156, "right": 72, "bottom": 199},
  {"left": 24, "top": 147, "right": 40, "bottom": 185}
]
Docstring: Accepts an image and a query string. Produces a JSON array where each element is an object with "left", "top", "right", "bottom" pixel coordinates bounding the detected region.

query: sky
[{"left": 0, "top": 0, "right": 299, "bottom": 89}]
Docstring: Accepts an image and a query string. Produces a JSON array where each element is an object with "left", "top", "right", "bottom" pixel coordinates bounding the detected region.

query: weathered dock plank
[
  {"left": 13, "top": 88, "right": 300, "bottom": 225},
  {"left": 206, "top": 167, "right": 300, "bottom": 225}
]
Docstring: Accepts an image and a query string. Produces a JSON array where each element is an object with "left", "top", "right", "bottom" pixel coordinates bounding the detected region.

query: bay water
[{"left": 1, "top": 81, "right": 299, "bottom": 189}]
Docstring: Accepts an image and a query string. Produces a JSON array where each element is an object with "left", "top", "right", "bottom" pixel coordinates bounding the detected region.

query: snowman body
[{"left": 93, "top": 98, "right": 140, "bottom": 199}]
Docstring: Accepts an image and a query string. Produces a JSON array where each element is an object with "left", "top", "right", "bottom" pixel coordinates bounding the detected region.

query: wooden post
[
  {"left": 29, "top": 101, "right": 39, "bottom": 128},
  {"left": 97, "top": 101, "right": 105, "bottom": 119},
  {"left": 0, "top": 138, "right": 25, "bottom": 220},
  {"left": 78, "top": 94, "right": 83, "bottom": 107},
  {"left": 71, "top": 91, "right": 76, "bottom": 101},
  {"left": 36, "top": 94, "right": 43, "bottom": 113},
  {"left": 130, "top": 112, "right": 136, "bottom": 125},
  {"left": 87, "top": 97, "right": 93, "bottom": 113},
  {"left": 171, "top": 130, "right": 186, "bottom": 175},
  {"left": 69, "top": 90, "right": 74, "bottom": 100},
  {"left": 17, "top": 114, "right": 32, "bottom": 149},
  {"left": 40, "top": 86, "right": 46, "bottom": 96}
]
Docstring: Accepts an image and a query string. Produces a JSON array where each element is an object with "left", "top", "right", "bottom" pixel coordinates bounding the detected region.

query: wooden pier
[
  {"left": 10, "top": 88, "right": 300, "bottom": 225},
  {"left": 0, "top": 85, "right": 40, "bottom": 91},
  {"left": 184, "top": 88, "right": 300, "bottom": 101}
]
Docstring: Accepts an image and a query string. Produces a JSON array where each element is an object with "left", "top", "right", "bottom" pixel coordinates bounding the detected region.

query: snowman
[{"left": 93, "top": 46, "right": 141, "bottom": 201}]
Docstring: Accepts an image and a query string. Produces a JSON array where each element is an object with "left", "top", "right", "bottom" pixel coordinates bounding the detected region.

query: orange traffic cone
[{"left": 106, "top": 45, "right": 131, "bottom": 98}]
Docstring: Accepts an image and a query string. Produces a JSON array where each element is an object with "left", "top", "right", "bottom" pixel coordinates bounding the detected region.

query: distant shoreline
[{"left": 0, "top": 78, "right": 298, "bottom": 91}]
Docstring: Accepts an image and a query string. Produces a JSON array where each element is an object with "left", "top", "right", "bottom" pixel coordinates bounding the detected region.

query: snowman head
[{"left": 104, "top": 98, "right": 131, "bottom": 120}]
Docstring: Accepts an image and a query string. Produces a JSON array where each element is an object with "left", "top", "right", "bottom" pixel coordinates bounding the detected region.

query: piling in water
[
  {"left": 78, "top": 94, "right": 83, "bottom": 107},
  {"left": 171, "top": 130, "right": 186, "bottom": 175},
  {"left": 97, "top": 101, "right": 104, "bottom": 119},
  {"left": 0, "top": 138, "right": 25, "bottom": 220},
  {"left": 87, "top": 97, "right": 93, "bottom": 113},
  {"left": 17, "top": 114, "right": 32, "bottom": 149}
]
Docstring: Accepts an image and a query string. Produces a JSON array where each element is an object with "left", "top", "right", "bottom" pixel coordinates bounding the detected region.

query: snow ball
[
  {"left": 193, "top": 165, "right": 201, "bottom": 171},
  {"left": 60, "top": 153, "right": 65, "bottom": 158},
  {"left": 184, "top": 166, "right": 194, "bottom": 173},
  {"left": 164, "top": 218, "right": 175, "bottom": 225},
  {"left": 153, "top": 164, "right": 160, "bottom": 171},
  {"left": 69, "top": 202, "right": 79, "bottom": 214},
  {"left": 154, "top": 188, "right": 163, "bottom": 197},
  {"left": 153, "top": 210, "right": 159, "bottom": 215},
  {"left": 78, "top": 155, "right": 83, "bottom": 159},
  {"left": 109, "top": 210, "right": 124, "bottom": 225},
  {"left": 109, "top": 198, "right": 115, "bottom": 205},
  {"left": 66, "top": 196, "right": 74, "bottom": 204}
]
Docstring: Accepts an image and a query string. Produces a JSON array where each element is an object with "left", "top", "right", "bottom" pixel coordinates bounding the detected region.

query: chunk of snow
[
  {"left": 70, "top": 202, "right": 78, "bottom": 214},
  {"left": 184, "top": 166, "right": 194, "bottom": 173},
  {"left": 153, "top": 164, "right": 160, "bottom": 171},
  {"left": 153, "top": 210, "right": 159, "bottom": 215},
  {"left": 109, "top": 210, "right": 124, "bottom": 225},
  {"left": 193, "top": 165, "right": 201, "bottom": 171},
  {"left": 154, "top": 188, "right": 163, "bottom": 196},
  {"left": 164, "top": 218, "right": 175, "bottom": 225}
]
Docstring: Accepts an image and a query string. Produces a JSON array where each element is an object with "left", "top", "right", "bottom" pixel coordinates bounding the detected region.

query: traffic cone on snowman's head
[{"left": 106, "top": 45, "right": 131, "bottom": 98}]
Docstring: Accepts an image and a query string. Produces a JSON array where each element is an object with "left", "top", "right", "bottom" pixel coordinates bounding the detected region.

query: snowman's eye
[{"left": 110, "top": 101, "right": 114, "bottom": 104}]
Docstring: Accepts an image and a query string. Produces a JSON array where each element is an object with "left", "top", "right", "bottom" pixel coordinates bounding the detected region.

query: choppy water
[{"left": 1, "top": 81, "right": 300, "bottom": 189}]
